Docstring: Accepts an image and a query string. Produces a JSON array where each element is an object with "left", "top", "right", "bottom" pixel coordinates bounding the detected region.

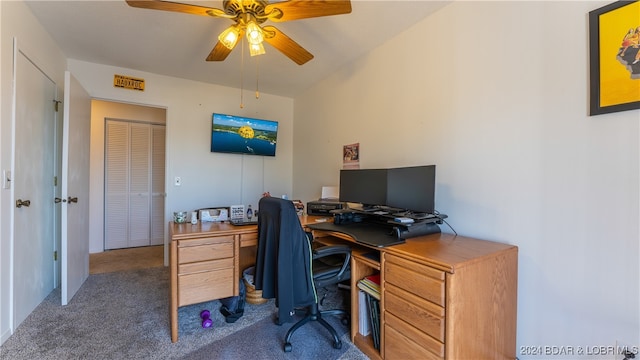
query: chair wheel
[
  {"left": 284, "top": 342, "right": 292, "bottom": 352},
  {"left": 333, "top": 340, "right": 342, "bottom": 349}
]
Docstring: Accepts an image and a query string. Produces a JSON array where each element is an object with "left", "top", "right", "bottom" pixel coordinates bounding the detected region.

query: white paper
[{"left": 321, "top": 186, "right": 339, "bottom": 200}]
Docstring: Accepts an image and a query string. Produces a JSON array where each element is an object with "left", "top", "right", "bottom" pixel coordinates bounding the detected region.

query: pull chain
[
  {"left": 240, "top": 40, "right": 245, "bottom": 108},
  {"left": 255, "top": 56, "right": 260, "bottom": 99}
]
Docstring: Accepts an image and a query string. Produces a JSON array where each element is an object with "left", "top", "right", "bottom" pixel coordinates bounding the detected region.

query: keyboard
[{"left": 230, "top": 219, "right": 258, "bottom": 226}]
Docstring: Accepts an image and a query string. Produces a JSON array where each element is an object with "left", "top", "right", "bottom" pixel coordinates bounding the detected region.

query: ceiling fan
[{"left": 126, "top": 0, "right": 352, "bottom": 65}]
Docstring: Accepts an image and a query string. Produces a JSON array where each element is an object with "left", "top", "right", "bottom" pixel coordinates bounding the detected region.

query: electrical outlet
[{"left": 174, "top": 176, "right": 181, "bottom": 186}]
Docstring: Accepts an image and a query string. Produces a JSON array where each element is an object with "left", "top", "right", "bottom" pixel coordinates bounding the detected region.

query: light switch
[{"left": 174, "top": 176, "right": 181, "bottom": 186}]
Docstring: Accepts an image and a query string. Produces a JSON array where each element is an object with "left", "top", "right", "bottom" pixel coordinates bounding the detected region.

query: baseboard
[{"left": 1, "top": 327, "right": 13, "bottom": 346}]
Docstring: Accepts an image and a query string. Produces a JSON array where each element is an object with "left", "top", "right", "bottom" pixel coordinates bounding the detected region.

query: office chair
[{"left": 254, "top": 196, "right": 351, "bottom": 352}]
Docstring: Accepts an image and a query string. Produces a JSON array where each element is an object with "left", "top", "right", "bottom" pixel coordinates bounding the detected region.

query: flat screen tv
[
  {"left": 386, "top": 165, "right": 436, "bottom": 214},
  {"left": 211, "top": 113, "right": 278, "bottom": 156},
  {"left": 339, "top": 168, "right": 388, "bottom": 208}
]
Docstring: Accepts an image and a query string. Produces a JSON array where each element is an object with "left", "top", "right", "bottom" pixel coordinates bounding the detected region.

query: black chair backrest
[{"left": 254, "top": 196, "right": 316, "bottom": 323}]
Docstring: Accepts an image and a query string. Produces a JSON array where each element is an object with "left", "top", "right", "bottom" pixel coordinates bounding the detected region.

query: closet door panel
[
  {"left": 105, "top": 121, "right": 130, "bottom": 250},
  {"left": 151, "top": 125, "right": 166, "bottom": 246},
  {"left": 129, "top": 124, "right": 151, "bottom": 247}
]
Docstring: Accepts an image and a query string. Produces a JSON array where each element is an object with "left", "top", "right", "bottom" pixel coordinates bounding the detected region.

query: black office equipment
[
  {"left": 339, "top": 168, "right": 388, "bottom": 209},
  {"left": 254, "top": 196, "right": 351, "bottom": 352},
  {"left": 307, "top": 200, "right": 345, "bottom": 215},
  {"left": 307, "top": 222, "right": 408, "bottom": 247},
  {"left": 338, "top": 165, "right": 437, "bottom": 218},
  {"left": 386, "top": 165, "right": 436, "bottom": 215},
  {"left": 229, "top": 219, "right": 258, "bottom": 226}
]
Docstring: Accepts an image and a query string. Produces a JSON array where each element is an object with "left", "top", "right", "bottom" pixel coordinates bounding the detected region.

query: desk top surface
[
  {"left": 310, "top": 223, "right": 517, "bottom": 273},
  {"left": 170, "top": 215, "right": 517, "bottom": 273},
  {"left": 169, "top": 215, "right": 328, "bottom": 239}
]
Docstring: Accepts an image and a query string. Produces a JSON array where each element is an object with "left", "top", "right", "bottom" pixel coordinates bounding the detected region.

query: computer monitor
[
  {"left": 386, "top": 165, "right": 436, "bottom": 214},
  {"left": 339, "top": 169, "right": 388, "bottom": 208}
]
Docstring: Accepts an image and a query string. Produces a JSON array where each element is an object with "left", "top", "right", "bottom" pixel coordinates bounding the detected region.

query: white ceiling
[{"left": 25, "top": 0, "right": 449, "bottom": 98}]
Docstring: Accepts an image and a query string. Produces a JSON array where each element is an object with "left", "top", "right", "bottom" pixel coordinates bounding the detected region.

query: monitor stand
[{"left": 409, "top": 212, "right": 435, "bottom": 220}]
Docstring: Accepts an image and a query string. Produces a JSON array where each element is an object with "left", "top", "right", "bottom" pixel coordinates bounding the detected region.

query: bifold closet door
[
  {"left": 150, "top": 125, "right": 166, "bottom": 246},
  {"left": 104, "top": 120, "right": 165, "bottom": 250}
]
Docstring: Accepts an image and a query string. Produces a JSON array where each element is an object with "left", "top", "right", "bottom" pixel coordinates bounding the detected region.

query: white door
[
  {"left": 61, "top": 71, "right": 91, "bottom": 305},
  {"left": 13, "top": 50, "right": 56, "bottom": 327}
]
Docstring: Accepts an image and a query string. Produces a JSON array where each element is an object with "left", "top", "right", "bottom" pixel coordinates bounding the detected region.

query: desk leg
[{"left": 170, "top": 241, "right": 178, "bottom": 343}]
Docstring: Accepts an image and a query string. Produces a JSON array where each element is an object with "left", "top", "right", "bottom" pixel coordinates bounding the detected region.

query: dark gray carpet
[
  {"left": 0, "top": 267, "right": 369, "bottom": 360},
  {"left": 184, "top": 314, "right": 348, "bottom": 359}
]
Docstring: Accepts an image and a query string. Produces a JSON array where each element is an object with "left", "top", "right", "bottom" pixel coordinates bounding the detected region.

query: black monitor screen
[
  {"left": 339, "top": 169, "right": 388, "bottom": 207},
  {"left": 386, "top": 165, "right": 436, "bottom": 214}
]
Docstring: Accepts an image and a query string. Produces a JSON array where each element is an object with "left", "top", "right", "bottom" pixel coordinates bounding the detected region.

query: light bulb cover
[
  {"left": 218, "top": 25, "right": 240, "bottom": 49},
  {"left": 249, "top": 42, "right": 266, "bottom": 56},
  {"left": 246, "top": 21, "right": 264, "bottom": 45}
]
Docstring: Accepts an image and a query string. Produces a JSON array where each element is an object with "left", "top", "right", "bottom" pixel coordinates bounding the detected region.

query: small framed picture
[{"left": 230, "top": 205, "right": 245, "bottom": 220}]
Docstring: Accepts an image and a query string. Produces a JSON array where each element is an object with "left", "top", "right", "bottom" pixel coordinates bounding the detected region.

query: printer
[{"left": 307, "top": 200, "right": 345, "bottom": 216}]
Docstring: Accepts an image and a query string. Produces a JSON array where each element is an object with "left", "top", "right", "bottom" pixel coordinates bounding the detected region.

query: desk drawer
[
  {"left": 384, "top": 253, "right": 445, "bottom": 306},
  {"left": 177, "top": 235, "right": 235, "bottom": 247},
  {"left": 178, "top": 240, "right": 234, "bottom": 264},
  {"left": 384, "top": 312, "right": 444, "bottom": 360},
  {"left": 179, "top": 257, "right": 234, "bottom": 275},
  {"left": 385, "top": 283, "right": 445, "bottom": 342},
  {"left": 239, "top": 232, "right": 258, "bottom": 247},
  {"left": 178, "top": 267, "right": 235, "bottom": 306}
]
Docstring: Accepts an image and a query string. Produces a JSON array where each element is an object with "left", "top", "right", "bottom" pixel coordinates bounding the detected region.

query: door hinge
[
  {"left": 54, "top": 251, "right": 58, "bottom": 261},
  {"left": 54, "top": 176, "right": 57, "bottom": 186},
  {"left": 53, "top": 100, "right": 62, "bottom": 112}
]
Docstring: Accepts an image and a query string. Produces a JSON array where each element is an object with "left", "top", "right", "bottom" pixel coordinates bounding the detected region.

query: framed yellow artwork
[{"left": 589, "top": 0, "right": 640, "bottom": 115}]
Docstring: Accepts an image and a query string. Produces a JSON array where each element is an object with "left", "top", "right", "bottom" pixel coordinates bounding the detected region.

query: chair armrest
[
  {"left": 313, "top": 244, "right": 351, "bottom": 258},
  {"left": 313, "top": 245, "right": 351, "bottom": 280}
]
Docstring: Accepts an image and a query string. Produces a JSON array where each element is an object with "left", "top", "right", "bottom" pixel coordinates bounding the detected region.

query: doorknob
[
  {"left": 67, "top": 196, "right": 78, "bottom": 203},
  {"left": 16, "top": 199, "right": 31, "bottom": 208},
  {"left": 54, "top": 197, "right": 64, "bottom": 203}
]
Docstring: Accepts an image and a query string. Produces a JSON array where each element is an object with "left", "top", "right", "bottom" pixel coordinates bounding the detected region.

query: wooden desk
[
  {"left": 311, "top": 228, "right": 518, "bottom": 360},
  {"left": 168, "top": 215, "right": 326, "bottom": 342},
  {"left": 170, "top": 218, "right": 518, "bottom": 358}
]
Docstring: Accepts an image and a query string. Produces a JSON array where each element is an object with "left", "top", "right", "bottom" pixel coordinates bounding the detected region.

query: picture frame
[
  {"left": 588, "top": 0, "right": 640, "bottom": 115},
  {"left": 230, "top": 205, "right": 245, "bottom": 220}
]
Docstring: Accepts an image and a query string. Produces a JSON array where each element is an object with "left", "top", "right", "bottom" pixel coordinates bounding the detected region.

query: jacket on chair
[{"left": 254, "top": 196, "right": 316, "bottom": 323}]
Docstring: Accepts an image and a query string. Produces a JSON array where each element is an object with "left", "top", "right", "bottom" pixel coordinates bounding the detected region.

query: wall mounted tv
[{"left": 211, "top": 113, "right": 278, "bottom": 156}]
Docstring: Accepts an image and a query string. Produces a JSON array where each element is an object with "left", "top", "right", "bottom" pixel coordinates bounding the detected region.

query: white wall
[
  {"left": 0, "top": 0, "right": 67, "bottom": 345},
  {"left": 293, "top": 1, "right": 639, "bottom": 358},
  {"left": 69, "top": 59, "right": 294, "bottom": 258}
]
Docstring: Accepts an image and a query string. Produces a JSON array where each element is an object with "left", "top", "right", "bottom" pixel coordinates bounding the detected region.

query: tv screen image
[{"left": 211, "top": 113, "right": 278, "bottom": 156}]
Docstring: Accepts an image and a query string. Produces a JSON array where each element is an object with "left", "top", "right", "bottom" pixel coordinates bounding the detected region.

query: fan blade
[
  {"left": 264, "top": 0, "right": 352, "bottom": 22},
  {"left": 206, "top": 28, "right": 245, "bottom": 61},
  {"left": 262, "top": 26, "right": 313, "bottom": 65},
  {"left": 206, "top": 41, "right": 233, "bottom": 61},
  {"left": 125, "top": 0, "right": 231, "bottom": 18}
]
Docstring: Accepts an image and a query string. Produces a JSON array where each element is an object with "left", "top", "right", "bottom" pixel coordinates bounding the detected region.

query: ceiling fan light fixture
[
  {"left": 249, "top": 42, "right": 266, "bottom": 57},
  {"left": 245, "top": 21, "right": 264, "bottom": 45},
  {"left": 218, "top": 25, "right": 240, "bottom": 50}
]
